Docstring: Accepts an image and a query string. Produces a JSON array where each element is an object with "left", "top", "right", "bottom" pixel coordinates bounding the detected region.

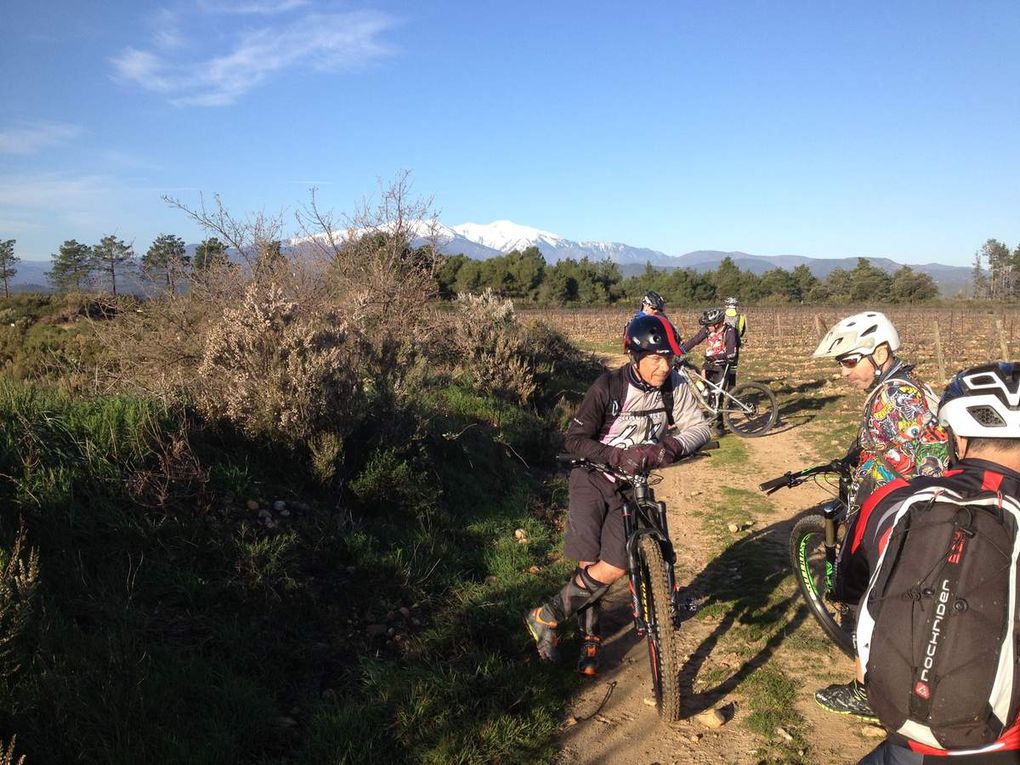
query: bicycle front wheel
[
  {"left": 789, "top": 515, "right": 855, "bottom": 657},
  {"left": 723, "top": 383, "right": 778, "bottom": 437},
  {"left": 636, "top": 536, "right": 682, "bottom": 721}
]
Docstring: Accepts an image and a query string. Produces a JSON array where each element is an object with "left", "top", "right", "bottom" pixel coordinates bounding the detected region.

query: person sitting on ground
[
  {"left": 680, "top": 308, "right": 738, "bottom": 433},
  {"left": 810, "top": 311, "right": 949, "bottom": 720},
  {"left": 524, "top": 314, "right": 712, "bottom": 676},
  {"left": 853, "top": 361, "right": 1020, "bottom": 764}
]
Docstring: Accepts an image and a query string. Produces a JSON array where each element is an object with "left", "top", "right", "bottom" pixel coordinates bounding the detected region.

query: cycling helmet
[
  {"left": 938, "top": 361, "right": 1020, "bottom": 437},
  {"left": 812, "top": 311, "right": 900, "bottom": 359},
  {"left": 700, "top": 308, "right": 725, "bottom": 326},
  {"left": 625, "top": 314, "right": 681, "bottom": 357},
  {"left": 724, "top": 297, "right": 739, "bottom": 308},
  {"left": 642, "top": 291, "right": 665, "bottom": 312}
]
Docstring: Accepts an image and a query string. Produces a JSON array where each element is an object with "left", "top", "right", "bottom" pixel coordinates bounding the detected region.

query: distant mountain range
[
  {"left": 434, "top": 221, "right": 973, "bottom": 296},
  {"left": 9, "top": 220, "right": 974, "bottom": 295}
]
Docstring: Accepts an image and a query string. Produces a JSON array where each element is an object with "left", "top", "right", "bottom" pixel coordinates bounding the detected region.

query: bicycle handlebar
[
  {"left": 557, "top": 440, "right": 719, "bottom": 481},
  {"left": 758, "top": 459, "right": 850, "bottom": 495}
]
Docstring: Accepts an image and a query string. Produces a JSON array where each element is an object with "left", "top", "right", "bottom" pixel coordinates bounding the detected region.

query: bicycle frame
[
  {"left": 763, "top": 463, "right": 851, "bottom": 600},
  {"left": 621, "top": 476, "right": 680, "bottom": 634},
  {"left": 676, "top": 362, "right": 751, "bottom": 416}
]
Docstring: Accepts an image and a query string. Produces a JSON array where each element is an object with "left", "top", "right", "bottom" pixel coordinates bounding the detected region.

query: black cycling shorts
[{"left": 563, "top": 468, "right": 628, "bottom": 570}]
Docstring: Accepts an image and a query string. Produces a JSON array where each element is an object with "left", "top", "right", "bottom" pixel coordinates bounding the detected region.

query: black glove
[
  {"left": 613, "top": 443, "right": 672, "bottom": 475},
  {"left": 662, "top": 436, "right": 686, "bottom": 460}
]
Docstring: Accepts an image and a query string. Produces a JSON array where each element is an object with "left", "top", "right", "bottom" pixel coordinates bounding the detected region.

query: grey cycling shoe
[{"left": 814, "top": 679, "right": 877, "bottom": 721}]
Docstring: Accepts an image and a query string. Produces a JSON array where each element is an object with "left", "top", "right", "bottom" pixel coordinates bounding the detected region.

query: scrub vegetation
[{"left": 0, "top": 185, "right": 603, "bottom": 764}]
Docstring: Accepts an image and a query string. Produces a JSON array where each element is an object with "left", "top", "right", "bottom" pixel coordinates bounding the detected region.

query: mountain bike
[
  {"left": 759, "top": 459, "right": 856, "bottom": 657},
  {"left": 675, "top": 360, "right": 778, "bottom": 437},
  {"left": 557, "top": 443, "right": 716, "bottom": 721}
]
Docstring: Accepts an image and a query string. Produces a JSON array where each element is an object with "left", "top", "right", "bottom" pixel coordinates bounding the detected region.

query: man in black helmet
[{"left": 524, "top": 314, "right": 713, "bottom": 675}]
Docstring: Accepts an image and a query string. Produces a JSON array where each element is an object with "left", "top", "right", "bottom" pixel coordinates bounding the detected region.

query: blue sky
[{"left": 2, "top": 1, "right": 1019, "bottom": 265}]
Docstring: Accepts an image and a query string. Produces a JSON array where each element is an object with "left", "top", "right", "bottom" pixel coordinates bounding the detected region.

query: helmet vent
[
  {"left": 967, "top": 405, "right": 1006, "bottom": 427},
  {"left": 860, "top": 325, "right": 878, "bottom": 337}
]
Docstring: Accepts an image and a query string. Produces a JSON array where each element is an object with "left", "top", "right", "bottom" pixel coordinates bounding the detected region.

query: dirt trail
[{"left": 555, "top": 419, "right": 881, "bottom": 765}]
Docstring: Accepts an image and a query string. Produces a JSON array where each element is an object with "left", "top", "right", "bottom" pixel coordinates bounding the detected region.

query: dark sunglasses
[{"left": 836, "top": 354, "right": 865, "bottom": 369}]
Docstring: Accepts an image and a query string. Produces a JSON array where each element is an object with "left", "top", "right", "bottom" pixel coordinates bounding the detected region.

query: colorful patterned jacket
[{"left": 851, "top": 360, "right": 949, "bottom": 509}]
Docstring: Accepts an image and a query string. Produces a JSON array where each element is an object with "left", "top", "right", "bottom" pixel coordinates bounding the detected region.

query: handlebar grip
[
  {"left": 758, "top": 473, "right": 791, "bottom": 492},
  {"left": 556, "top": 453, "right": 577, "bottom": 464}
]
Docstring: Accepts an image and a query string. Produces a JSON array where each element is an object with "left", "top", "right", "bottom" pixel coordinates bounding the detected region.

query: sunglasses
[{"left": 836, "top": 354, "right": 865, "bottom": 369}]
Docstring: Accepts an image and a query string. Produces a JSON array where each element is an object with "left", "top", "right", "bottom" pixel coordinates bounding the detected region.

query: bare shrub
[
  {"left": 197, "top": 279, "right": 363, "bottom": 446},
  {"left": 0, "top": 520, "right": 40, "bottom": 681},
  {"left": 295, "top": 173, "right": 445, "bottom": 403},
  {"left": 450, "top": 290, "right": 538, "bottom": 404}
]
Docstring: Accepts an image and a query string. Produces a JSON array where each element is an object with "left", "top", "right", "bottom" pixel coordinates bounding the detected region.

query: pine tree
[
  {"left": 193, "top": 237, "right": 228, "bottom": 270},
  {"left": 93, "top": 234, "right": 135, "bottom": 296},
  {"left": 142, "top": 234, "right": 189, "bottom": 293},
  {"left": 47, "top": 240, "right": 93, "bottom": 292},
  {"left": 0, "top": 240, "right": 18, "bottom": 299}
]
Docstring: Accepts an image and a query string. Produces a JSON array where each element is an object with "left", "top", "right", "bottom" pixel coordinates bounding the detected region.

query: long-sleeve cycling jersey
[
  {"left": 680, "top": 324, "right": 738, "bottom": 366},
  {"left": 564, "top": 364, "right": 712, "bottom": 465}
]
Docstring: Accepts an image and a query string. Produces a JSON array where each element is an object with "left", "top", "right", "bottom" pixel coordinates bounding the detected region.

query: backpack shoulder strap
[
  {"left": 607, "top": 367, "right": 628, "bottom": 418},
  {"left": 661, "top": 372, "right": 675, "bottom": 428}
]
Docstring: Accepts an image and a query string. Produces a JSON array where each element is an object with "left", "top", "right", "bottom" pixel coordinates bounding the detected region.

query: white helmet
[
  {"left": 812, "top": 311, "right": 900, "bottom": 359},
  {"left": 938, "top": 362, "right": 1020, "bottom": 437},
  {"left": 724, "top": 296, "right": 739, "bottom": 308}
]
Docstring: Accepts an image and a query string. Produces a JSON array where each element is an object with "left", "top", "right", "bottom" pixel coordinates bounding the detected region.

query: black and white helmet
[
  {"left": 700, "top": 308, "right": 725, "bottom": 326},
  {"left": 813, "top": 311, "right": 900, "bottom": 359},
  {"left": 642, "top": 291, "right": 665, "bottom": 312},
  {"left": 938, "top": 362, "right": 1020, "bottom": 437},
  {"left": 724, "top": 297, "right": 739, "bottom": 308}
]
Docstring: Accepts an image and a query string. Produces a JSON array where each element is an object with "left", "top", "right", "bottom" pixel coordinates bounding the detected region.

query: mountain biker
[
  {"left": 854, "top": 361, "right": 1020, "bottom": 764},
  {"left": 723, "top": 297, "right": 747, "bottom": 343},
  {"left": 627, "top": 290, "right": 684, "bottom": 349},
  {"left": 680, "top": 307, "right": 738, "bottom": 433},
  {"left": 636, "top": 291, "right": 666, "bottom": 318},
  {"left": 811, "top": 310, "right": 949, "bottom": 719},
  {"left": 525, "top": 314, "right": 713, "bottom": 675}
]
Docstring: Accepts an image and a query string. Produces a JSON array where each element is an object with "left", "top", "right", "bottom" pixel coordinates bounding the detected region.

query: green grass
[{"left": 0, "top": 372, "right": 581, "bottom": 764}]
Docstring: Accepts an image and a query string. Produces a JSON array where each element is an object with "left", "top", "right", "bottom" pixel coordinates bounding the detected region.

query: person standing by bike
[
  {"left": 853, "top": 361, "right": 1020, "bottom": 764},
  {"left": 681, "top": 308, "right": 739, "bottom": 433},
  {"left": 810, "top": 310, "right": 948, "bottom": 719},
  {"left": 524, "top": 314, "right": 712, "bottom": 675},
  {"left": 724, "top": 297, "right": 747, "bottom": 344}
]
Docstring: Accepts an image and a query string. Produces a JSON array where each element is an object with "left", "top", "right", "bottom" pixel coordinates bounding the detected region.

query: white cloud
[
  {"left": 0, "top": 122, "right": 82, "bottom": 155},
  {"left": 198, "top": 0, "right": 311, "bottom": 14},
  {"left": 0, "top": 172, "right": 110, "bottom": 209},
  {"left": 111, "top": 5, "right": 397, "bottom": 107}
]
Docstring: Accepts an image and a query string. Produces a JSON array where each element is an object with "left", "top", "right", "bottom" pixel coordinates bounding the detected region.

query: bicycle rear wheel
[
  {"left": 789, "top": 514, "right": 855, "bottom": 657},
  {"left": 723, "top": 383, "right": 778, "bottom": 437},
  {"left": 636, "top": 536, "right": 682, "bottom": 721}
]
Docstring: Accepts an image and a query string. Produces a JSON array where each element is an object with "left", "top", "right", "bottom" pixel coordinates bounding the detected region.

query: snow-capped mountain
[
  {"left": 449, "top": 220, "right": 676, "bottom": 267},
  {"left": 451, "top": 221, "right": 567, "bottom": 252}
]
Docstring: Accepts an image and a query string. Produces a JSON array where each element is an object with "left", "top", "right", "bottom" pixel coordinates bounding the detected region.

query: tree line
[
  {"left": 436, "top": 247, "right": 940, "bottom": 306},
  {"left": 972, "top": 239, "right": 1020, "bottom": 300},
  {"left": 0, "top": 234, "right": 956, "bottom": 305}
]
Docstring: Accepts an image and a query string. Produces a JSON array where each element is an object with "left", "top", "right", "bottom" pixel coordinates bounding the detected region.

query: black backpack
[{"left": 857, "top": 488, "right": 1020, "bottom": 751}]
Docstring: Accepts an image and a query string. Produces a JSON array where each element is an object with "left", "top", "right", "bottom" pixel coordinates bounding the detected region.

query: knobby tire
[
  {"left": 723, "top": 383, "right": 778, "bottom": 438},
  {"left": 636, "top": 536, "right": 682, "bottom": 721},
  {"left": 789, "top": 514, "right": 855, "bottom": 657}
]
